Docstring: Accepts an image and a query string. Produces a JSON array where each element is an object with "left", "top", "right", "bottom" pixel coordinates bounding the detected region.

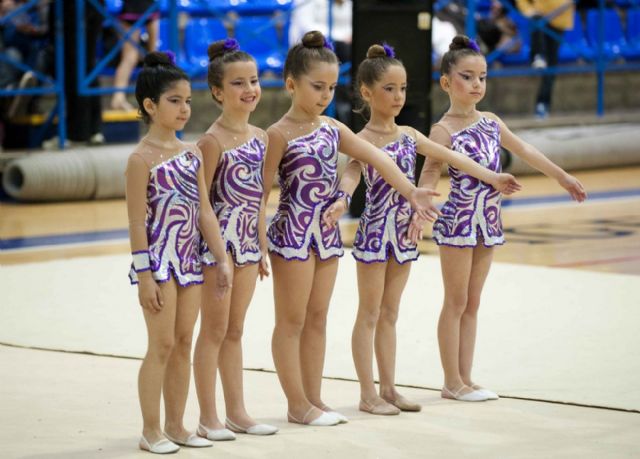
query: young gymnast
[
  {"left": 261, "top": 30, "right": 507, "bottom": 427},
  {"left": 322, "top": 43, "right": 521, "bottom": 415},
  {"left": 193, "top": 38, "right": 278, "bottom": 441},
  {"left": 411, "top": 35, "right": 587, "bottom": 402},
  {"left": 126, "top": 51, "right": 231, "bottom": 454}
]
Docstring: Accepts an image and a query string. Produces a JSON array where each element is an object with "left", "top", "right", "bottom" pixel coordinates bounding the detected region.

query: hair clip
[
  {"left": 223, "top": 38, "right": 240, "bottom": 52},
  {"left": 467, "top": 39, "right": 481, "bottom": 53},
  {"left": 164, "top": 50, "right": 176, "bottom": 65},
  {"left": 323, "top": 38, "right": 335, "bottom": 52},
  {"left": 382, "top": 42, "right": 395, "bottom": 58}
]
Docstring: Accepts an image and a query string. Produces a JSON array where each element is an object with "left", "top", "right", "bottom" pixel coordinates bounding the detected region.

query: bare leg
[
  {"left": 270, "top": 254, "right": 324, "bottom": 421},
  {"left": 300, "top": 255, "right": 338, "bottom": 409},
  {"left": 163, "top": 283, "right": 203, "bottom": 439},
  {"left": 351, "top": 261, "right": 387, "bottom": 405},
  {"left": 139, "top": 278, "right": 178, "bottom": 443},
  {"left": 147, "top": 18, "right": 159, "bottom": 52},
  {"left": 219, "top": 259, "right": 260, "bottom": 427},
  {"left": 376, "top": 259, "right": 412, "bottom": 405},
  {"left": 437, "top": 246, "right": 475, "bottom": 394},
  {"left": 459, "top": 245, "right": 494, "bottom": 387},
  {"left": 193, "top": 263, "right": 233, "bottom": 431},
  {"left": 110, "top": 24, "right": 139, "bottom": 110}
]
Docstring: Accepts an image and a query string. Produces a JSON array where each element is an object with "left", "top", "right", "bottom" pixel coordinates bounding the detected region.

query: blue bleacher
[
  {"left": 559, "top": 12, "right": 594, "bottom": 62},
  {"left": 234, "top": 15, "right": 287, "bottom": 73},
  {"left": 183, "top": 17, "right": 228, "bottom": 76},
  {"left": 106, "top": 0, "right": 123, "bottom": 14},
  {"left": 586, "top": 8, "right": 640, "bottom": 60},
  {"left": 626, "top": 8, "right": 640, "bottom": 59}
]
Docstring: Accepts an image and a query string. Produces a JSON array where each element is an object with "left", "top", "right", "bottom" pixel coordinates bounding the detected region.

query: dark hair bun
[
  {"left": 208, "top": 41, "right": 227, "bottom": 62},
  {"left": 143, "top": 51, "right": 173, "bottom": 68},
  {"left": 366, "top": 44, "right": 386, "bottom": 59},
  {"left": 301, "top": 30, "right": 326, "bottom": 48},
  {"left": 450, "top": 35, "right": 472, "bottom": 51}
]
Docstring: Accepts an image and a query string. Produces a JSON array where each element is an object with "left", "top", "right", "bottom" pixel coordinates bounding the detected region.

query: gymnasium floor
[{"left": 0, "top": 150, "right": 639, "bottom": 458}]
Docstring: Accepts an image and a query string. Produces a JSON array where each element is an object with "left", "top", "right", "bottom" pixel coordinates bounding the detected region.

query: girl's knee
[
  {"left": 173, "top": 332, "right": 194, "bottom": 356},
  {"left": 304, "top": 309, "right": 328, "bottom": 332},
  {"left": 443, "top": 295, "right": 469, "bottom": 317},
  {"left": 148, "top": 337, "right": 175, "bottom": 362},
  {"left": 224, "top": 323, "right": 244, "bottom": 342},
  {"left": 378, "top": 306, "right": 398, "bottom": 326}
]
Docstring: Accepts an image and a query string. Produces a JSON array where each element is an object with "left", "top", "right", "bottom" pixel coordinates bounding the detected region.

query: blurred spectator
[
  {"left": 289, "top": 0, "right": 352, "bottom": 125},
  {"left": 42, "top": 0, "right": 104, "bottom": 148},
  {"left": 0, "top": 0, "right": 49, "bottom": 118},
  {"left": 436, "top": 0, "right": 518, "bottom": 54},
  {"left": 110, "top": 0, "right": 159, "bottom": 111},
  {"left": 516, "top": 0, "right": 575, "bottom": 118}
]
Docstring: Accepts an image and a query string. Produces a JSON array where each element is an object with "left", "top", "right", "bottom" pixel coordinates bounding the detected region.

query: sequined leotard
[
  {"left": 353, "top": 132, "right": 418, "bottom": 264},
  {"left": 432, "top": 116, "right": 504, "bottom": 247}
]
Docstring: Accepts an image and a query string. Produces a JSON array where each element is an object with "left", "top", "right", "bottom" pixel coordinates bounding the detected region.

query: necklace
[
  {"left": 364, "top": 123, "right": 399, "bottom": 144},
  {"left": 142, "top": 136, "right": 181, "bottom": 160}
]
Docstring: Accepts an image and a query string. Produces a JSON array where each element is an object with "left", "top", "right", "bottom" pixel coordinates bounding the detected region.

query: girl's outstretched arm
[
  {"left": 489, "top": 113, "right": 587, "bottom": 202},
  {"left": 126, "top": 154, "right": 163, "bottom": 312},
  {"left": 195, "top": 147, "right": 232, "bottom": 299},
  {"left": 322, "top": 159, "right": 361, "bottom": 228},
  {"left": 336, "top": 122, "right": 439, "bottom": 215},
  {"left": 414, "top": 128, "right": 521, "bottom": 195}
]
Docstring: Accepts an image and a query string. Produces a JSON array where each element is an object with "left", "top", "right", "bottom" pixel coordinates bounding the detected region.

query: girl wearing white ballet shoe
[
  {"left": 126, "top": 51, "right": 231, "bottom": 453},
  {"left": 411, "top": 36, "right": 586, "bottom": 402}
]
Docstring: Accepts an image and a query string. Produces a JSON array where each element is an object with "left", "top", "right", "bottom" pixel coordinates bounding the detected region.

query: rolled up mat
[
  {"left": 2, "top": 151, "right": 96, "bottom": 201},
  {"left": 87, "top": 149, "right": 129, "bottom": 199},
  {"left": 504, "top": 123, "right": 640, "bottom": 175}
]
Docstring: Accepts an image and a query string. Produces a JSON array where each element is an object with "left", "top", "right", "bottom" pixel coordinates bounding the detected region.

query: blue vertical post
[
  {"left": 56, "top": 0, "right": 66, "bottom": 148},
  {"left": 466, "top": 0, "right": 477, "bottom": 39},
  {"left": 76, "top": 0, "right": 87, "bottom": 94},
  {"left": 326, "top": 0, "right": 336, "bottom": 118},
  {"left": 169, "top": 0, "right": 179, "bottom": 52},
  {"left": 596, "top": 0, "right": 604, "bottom": 117}
]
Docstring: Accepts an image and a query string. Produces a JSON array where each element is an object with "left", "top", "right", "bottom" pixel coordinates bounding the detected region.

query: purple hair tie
[
  {"left": 382, "top": 42, "right": 395, "bottom": 58},
  {"left": 467, "top": 39, "right": 481, "bottom": 53},
  {"left": 323, "top": 38, "right": 335, "bottom": 52},
  {"left": 223, "top": 38, "right": 240, "bottom": 52},
  {"left": 164, "top": 50, "right": 176, "bottom": 65}
]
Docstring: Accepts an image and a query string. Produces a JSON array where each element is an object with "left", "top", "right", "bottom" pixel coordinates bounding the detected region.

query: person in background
[{"left": 516, "top": 0, "right": 575, "bottom": 118}]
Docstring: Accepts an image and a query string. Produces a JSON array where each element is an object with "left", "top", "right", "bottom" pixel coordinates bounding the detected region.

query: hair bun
[
  {"left": 301, "top": 30, "right": 326, "bottom": 48},
  {"left": 143, "top": 51, "right": 174, "bottom": 68},
  {"left": 449, "top": 35, "right": 480, "bottom": 53},
  {"left": 366, "top": 44, "right": 386, "bottom": 59},
  {"left": 207, "top": 38, "right": 241, "bottom": 62}
]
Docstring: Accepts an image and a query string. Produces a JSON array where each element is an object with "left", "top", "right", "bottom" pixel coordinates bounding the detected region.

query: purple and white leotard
[
  {"left": 432, "top": 116, "right": 504, "bottom": 247},
  {"left": 129, "top": 150, "right": 205, "bottom": 286},
  {"left": 353, "top": 132, "right": 418, "bottom": 264},
  {"left": 202, "top": 137, "right": 265, "bottom": 266},
  {"left": 267, "top": 121, "right": 344, "bottom": 260}
]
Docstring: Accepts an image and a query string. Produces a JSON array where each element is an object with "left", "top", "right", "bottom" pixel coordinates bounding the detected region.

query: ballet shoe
[
  {"left": 197, "top": 423, "right": 236, "bottom": 441},
  {"left": 471, "top": 384, "right": 499, "bottom": 400},
  {"left": 225, "top": 418, "right": 278, "bottom": 435},
  {"left": 441, "top": 385, "right": 488, "bottom": 402},
  {"left": 382, "top": 394, "right": 422, "bottom": 412},
  {"left": 139, "top": 435, "right": 180, "bottom": 454},
  {"left": 163, "top": 432, "right": 212, "bottom": 448},
  {"left": 359, "top": 398, "right": 400, "bottom": 416},
  {"left": 287, "top": 407, "right": 339, "bottom": 426},
  {"left": 319, "top": 405, "right": 349, "bottom": 424}
]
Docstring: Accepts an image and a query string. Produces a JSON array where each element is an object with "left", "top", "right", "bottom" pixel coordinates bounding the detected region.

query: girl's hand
[
  {"left": 138, "top": 276, "right": 164, "bottom": 313},
  {"left": 409, "top": 187, "right": 441, "bottom": 221},
  {"left": 215, "top": 261, "right": 233, "bottom": 299},
  {"left": 408, "top": 212, "right": 430, "bottom": 244},
  {"left": 322, "top": 199, "right": 348, "bottom": 229},
  {"left": 559, "top": 173, "right": 587, "bottom": 202},
  {"left": 491, "top": 173, "right": 522, "bottom": 195},
  {"left": 258, "top": 250, "right": 270, "bottom": 280}
]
